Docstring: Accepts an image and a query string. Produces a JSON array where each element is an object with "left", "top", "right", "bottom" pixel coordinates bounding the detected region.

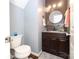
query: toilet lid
[{"left": 15, "top": 45, "right": 31, "bottom": 54}]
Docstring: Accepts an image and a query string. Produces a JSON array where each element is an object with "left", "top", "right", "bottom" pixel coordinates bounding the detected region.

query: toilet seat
[{"left": 14, "top": 45, "right": 31, "bottom": 58}]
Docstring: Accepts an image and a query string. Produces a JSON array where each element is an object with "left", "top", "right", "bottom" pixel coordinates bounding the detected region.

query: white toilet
[{"left": 10, "top": 35, "right": 31, "bottom": 59}]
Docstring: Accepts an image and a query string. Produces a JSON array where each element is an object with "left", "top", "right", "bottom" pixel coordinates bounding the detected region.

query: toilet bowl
[
  {"left": 15, "top": 45, "right": 31, "bottom": 59},
  {"left": 10, "top": 35, "right": 31, "bottom": 59}
]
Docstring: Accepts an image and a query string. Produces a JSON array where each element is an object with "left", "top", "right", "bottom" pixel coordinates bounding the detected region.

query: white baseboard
[{"left": 31, "top": 50, "right": 42, "bottom": 57}]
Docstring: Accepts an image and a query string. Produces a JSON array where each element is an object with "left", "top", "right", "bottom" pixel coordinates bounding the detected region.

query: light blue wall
[
  {"left": 24, "top": 0, "right": 45, "bottom": 53},
  {"left": 24, "top": 0, "right": 39, "bottom": 53},
  {"left": 10, "top": 0, "right": 45, "bottom": 54},
  {"left": 37, "top": 0, "right": 45, "bottom": 52},
  {"left": 10, "top": 3, "right": 24, "bottom": 35}
]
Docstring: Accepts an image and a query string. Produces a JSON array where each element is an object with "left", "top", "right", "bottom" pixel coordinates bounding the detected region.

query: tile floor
[
  {"left": 29, "top": 52, "right": 64, "bottom": 59},
  {"left": 38, "top": 52, "right": 64, "bottom": 59},
  {"left": 11, "top": 51, "right": 64, "bottom": 59}
]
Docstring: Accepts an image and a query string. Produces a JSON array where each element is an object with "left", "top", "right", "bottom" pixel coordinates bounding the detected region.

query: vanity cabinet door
[
  {"left": 58, "top": 37, "right": 67, "bottom": 57},
  {"left": 49, "top": 37, "right": 59, "bottom": 51},
  {"left": 58, "top": 37, "right": 69, "bottom": 53},
  {"left": 58, "top": 37, "right": 67, "bottom": 52},
  {"left": 57, "top": 37, "right": 69, "bottom": 59}
]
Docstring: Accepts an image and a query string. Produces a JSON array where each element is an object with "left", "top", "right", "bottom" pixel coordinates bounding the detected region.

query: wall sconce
[
  {"left": 38, "top": 7, "right": 46, "bottom": 26},
  {"left": 42, "top": 16, "right": 46, "bottom": 26}
]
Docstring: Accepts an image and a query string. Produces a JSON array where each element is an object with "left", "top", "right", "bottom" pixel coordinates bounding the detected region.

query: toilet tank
[{"left": 10, "top": 35, "right": 23, "bottom": 49}]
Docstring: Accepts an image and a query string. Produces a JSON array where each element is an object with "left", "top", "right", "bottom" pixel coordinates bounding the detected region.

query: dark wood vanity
[{"left": 42, "top": 31, "right": 70, "bottom": 59}]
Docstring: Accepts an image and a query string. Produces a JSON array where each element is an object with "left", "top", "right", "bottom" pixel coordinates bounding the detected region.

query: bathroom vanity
[
  {"left": 42, "top": 1, "right": 70, "bottom": 58},
  {"left": 42, "top": 31, "right": 70, "bottom": 59}
]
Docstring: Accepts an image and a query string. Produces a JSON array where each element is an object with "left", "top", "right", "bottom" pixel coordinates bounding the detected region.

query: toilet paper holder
[{"left": 5, "top": 37, "right": 11, "bottom": 43}]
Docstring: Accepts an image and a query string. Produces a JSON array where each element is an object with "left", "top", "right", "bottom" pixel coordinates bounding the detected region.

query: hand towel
[{"left": 65, "top": 8, "right": 70, "bottom": 27}]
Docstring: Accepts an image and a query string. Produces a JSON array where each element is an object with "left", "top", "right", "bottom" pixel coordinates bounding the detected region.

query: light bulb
[
  {"left": 52, "top": 4, "right": 56, "bottom": 8},
  {"left": 58, "top": 2, "right": 62, "bottom": 7}
]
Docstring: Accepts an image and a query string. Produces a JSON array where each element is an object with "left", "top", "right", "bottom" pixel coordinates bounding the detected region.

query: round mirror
[{"left": 49, "top": 10, "right": 63, "bottom": 23}]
